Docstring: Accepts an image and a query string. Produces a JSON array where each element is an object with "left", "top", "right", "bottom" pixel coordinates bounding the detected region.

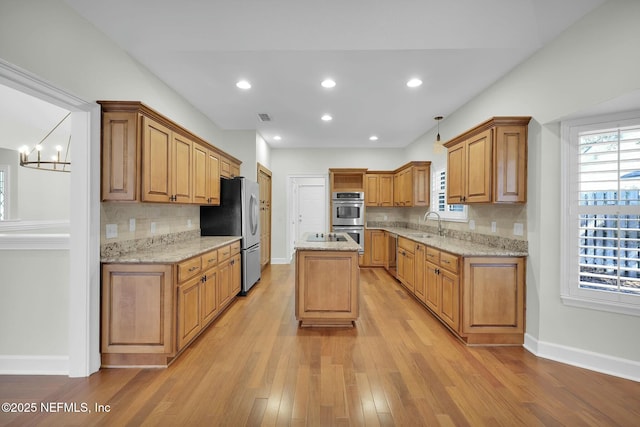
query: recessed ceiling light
[
  {"left": 321, "top": 78, "right": 336, "bottom": 88},
  {"left": 406, "top": 78, "right": 422, "bottom": 88},
  {"left": 273, "top": 135, "right": 282, "bottom": 141},
  {"left": 321, "top": 114, "right": 333, "bottom": 121},
  {"left": 369, "top": 135, "right": 379, "bottom": 141},
  {"left": 236, "top": 80, "right": 251, "bottom": 89}
]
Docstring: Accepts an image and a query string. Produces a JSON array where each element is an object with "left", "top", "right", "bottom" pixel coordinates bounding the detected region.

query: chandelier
[{"left": 19, "top": 112, "right": 71, "bottom": 173}]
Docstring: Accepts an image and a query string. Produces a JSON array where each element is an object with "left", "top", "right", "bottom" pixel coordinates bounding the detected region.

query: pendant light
[{"left": 434, "top": 116, "right": 443, "bottom": 142}]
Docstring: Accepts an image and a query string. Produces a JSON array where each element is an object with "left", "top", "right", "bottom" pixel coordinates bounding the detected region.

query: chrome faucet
[{"left": 423, "top": 211, "right": 443, "bottom": 236}]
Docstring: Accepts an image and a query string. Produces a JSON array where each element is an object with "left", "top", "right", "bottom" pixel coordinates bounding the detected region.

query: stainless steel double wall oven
[{"left": 331, "top": 191, "right": 365, "bottom": 253}]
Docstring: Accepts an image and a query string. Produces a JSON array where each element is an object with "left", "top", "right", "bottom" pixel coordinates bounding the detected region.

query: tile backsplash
[
  {"left": 101, "top": 203, "right": 200, "bottom": 244},
  {"left": 367, "top": 204, "right": 527, "bottom": 241}
]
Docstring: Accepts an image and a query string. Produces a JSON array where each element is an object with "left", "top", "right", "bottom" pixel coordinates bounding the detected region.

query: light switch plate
[
  {"left": 129, "top": 218, "right": 136, "bottom": 232},
  {"left": 106, "top": 224, "right": 117, "bottom": 239},
  {"left": 491, "top": 221, "right": 497, "bottom": 233},
  {"left": 469, "top": 219, "right": 476, "bottom": 230},
  {"left": 151, "top": 222, "right": 157, "bottom": 234},
  {"left": 513, "top": 223, "right": 524, "bottom": 236}
]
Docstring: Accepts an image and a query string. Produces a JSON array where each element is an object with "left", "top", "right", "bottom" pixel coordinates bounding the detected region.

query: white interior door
[{"left": 288, "top": 175, "right": 327, "bottom": 259}]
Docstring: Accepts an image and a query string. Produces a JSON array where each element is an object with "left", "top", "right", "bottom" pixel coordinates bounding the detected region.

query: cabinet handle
[
  {"left": 188, "top": 266, "right": 199, "bottom": 272},
  {"left": 442, "top": 260, "right": 450, "bottom": 265},
  {"left": 207, "top": 258, "right": 216, "bottom": 263}
]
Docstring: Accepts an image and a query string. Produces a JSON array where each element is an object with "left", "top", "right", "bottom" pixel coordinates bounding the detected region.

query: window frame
[
  {"left": 560, "top": 110, "right": 640, "bottom": 317},
  {"left": 432, "top": 168, "right": 468, "bottom": 222}
]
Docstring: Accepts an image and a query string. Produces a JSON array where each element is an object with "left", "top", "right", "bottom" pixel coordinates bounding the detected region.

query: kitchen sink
[{"left": 407, "top": 233, "right": 435, "bottom": 239}]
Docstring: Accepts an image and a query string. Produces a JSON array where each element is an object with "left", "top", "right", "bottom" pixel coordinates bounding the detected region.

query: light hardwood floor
[{"left": 1, "top": 265, "right": 639, "bottom": 426}]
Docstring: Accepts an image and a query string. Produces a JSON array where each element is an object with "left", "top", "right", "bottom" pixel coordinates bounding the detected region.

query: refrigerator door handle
[{"left": 250, "top": 193, "right": 259, "bottom": 235}]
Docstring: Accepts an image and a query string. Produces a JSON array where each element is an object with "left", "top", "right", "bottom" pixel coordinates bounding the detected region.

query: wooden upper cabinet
[
  {"left": 206, "top": 150, "right": 221, "bottom": 205},
  {"left": 99, "top": 101, "right": 241, "bottom": 204},
  {"left": 193, "top": 144, "right": 220, "bottom": 205},
  {"left": 192, "top": 142, "right": 209, "bottom": 205},
  {"left": 365, "top": 173, "right": 394, "bottom": 207},
  {"left": 220, "top": 155, "right": 241, "bottom": 179},
  {"left": 392, "top": 162, "right": 431, "bottom": 207},
  {"left": 330, "top": 169, "right": 367, "bottom": 192},
  {"left": 142, "top": 116, "right": 173, "bottom": 203},
  {"left": 101, "top": 111, "right": 139, "bottom": 201},
  {"left": 444, "top": 117, "right": 530, "bottom": 204},
  {"left": 171, "top": 132, "right": 193, "bottom": 203}
]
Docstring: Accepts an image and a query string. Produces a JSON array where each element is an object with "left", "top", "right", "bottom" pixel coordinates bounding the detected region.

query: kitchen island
[{"left": 294, "top": 233, "right": 360, "bottom": 327}]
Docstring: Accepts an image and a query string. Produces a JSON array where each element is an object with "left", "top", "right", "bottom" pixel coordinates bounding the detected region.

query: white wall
[
  {"left": 403, "top": 0, "right": 640, "bottom": 371},
  {"left": 0, "top": 0, "right": 237, "bottom": 371}
]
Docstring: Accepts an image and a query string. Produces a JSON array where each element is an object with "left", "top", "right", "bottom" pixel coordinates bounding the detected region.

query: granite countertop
[
  {"left": 295, "top": 232, "right": 360, "bottom": 252},
  {"left": 369, "top": 226, "right": 528, "bottom": 257},
  {"left": 101, "top": 236, "right": 242, "bottom": 263}
]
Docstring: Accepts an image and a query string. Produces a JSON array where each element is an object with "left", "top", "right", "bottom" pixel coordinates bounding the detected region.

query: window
[
  {"left": 0, "top": 165, "right": 8, "bottom": 221},
  {"left": 432, "top": 169, "right": 467, "bottom": 221},
  {"left": 561, "top": 112, "right": 640, "bottom": 316}
]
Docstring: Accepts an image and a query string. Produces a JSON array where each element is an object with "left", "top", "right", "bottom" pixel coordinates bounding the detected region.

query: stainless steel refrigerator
[{"left": 200, "top": 177, "right": 261, "bottom": 295}]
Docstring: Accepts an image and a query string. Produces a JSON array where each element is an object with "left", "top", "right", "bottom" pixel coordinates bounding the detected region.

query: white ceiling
[{"left": 55, "top": 0, "right": 604, "bottom": 148}]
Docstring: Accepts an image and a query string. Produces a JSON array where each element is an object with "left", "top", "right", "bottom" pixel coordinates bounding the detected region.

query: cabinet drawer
[
  {"left": 439, "top": 251, "right": 459, "bottom": 274},
  {"left": 230, "top": 241, "right": 241, "bottom": 255},
  {"left": 201, "top": 250, "right": 218, "bottom": 270},
  {"left": 398, "top": 237, "right": 415, "bottom": 253},
  {"left": 425, "top": 247, "right": 440, "bottom": 264},
  {"left": 218, "top": 244, "right": 231, "bottom": 261},
  {"left": 178, "top": 256, "right": 202, "bottom": 283}
]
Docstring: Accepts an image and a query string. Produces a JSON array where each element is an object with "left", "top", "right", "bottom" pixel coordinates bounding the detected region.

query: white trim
[
  {"left": 524, "top": 333, "right": 640, "bottom": 382},
  {"left": 0, "top": 355, "right": 69, "bottom": 376},
  {"left": 0, "top": 60, "right": 100, "bottom": 378},
  {"left": 0, "top": 233, "right": 70, "bottom": 250},
  {"left": 271, "top": 257, "right": 293, "bottom": 265},
  {"left": 0, "top": 164, "right": 9, "bottom": 220},
  {"left": 0, "top": 219, "right": 70, "bottom": 232}
]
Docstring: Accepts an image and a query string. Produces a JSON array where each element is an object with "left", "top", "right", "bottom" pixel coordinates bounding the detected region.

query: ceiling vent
[{"left": 257, "top": 113, "right": 271, "bottom": 122}]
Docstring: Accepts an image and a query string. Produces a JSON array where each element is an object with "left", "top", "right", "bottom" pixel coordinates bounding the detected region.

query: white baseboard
[
  {"left": 524, "top": 333, "right": 640, "bottom": 382},
  {"left": 0, "top": 355, "right": 69, "bottom": 376},
  {"left": 271, "top": 257, "right": 293, "bottom": 265}
]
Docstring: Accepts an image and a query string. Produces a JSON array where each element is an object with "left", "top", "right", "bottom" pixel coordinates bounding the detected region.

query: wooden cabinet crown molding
[{"left": 98, "top": 101, "right": 242, "bottom": 166}]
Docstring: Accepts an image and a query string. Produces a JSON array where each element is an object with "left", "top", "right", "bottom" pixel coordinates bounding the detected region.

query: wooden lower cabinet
[
  {"left": 362, "top": 229, "right": 386, "bottom": 266},
  {"left": 296, "top": 250, "right": 360, "bottom": 327},
  {"left": 397, "top": 237, "right": 415, "bottom": 292},
  {"left": 101, "top": 241, "right": 241, "bottom": 367},
  {"left": 391, "top": 237, "right": 525, "bottom": 345},
  {"left": 461, "top": 257, "right": 526, "bottom": 344}
]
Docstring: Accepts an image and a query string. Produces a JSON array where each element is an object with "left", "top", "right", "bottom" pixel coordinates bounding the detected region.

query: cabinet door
[
  {"left": 414, "top": 244, "right": 426, "bottom": 302},
  {"left": 424, "top": 261, "right": 440, "bottom": 312},
  {"left": 172, "top": 133, "right": 192, "bottom": 203},
  {"left": 494, "top": 126, "right": 527, "bottom": 203},
  {"left": 402, "top": 169, "right": 413, "bottom": 206},
  {"left": 218, "top": 259, "right": 232, "bottom": 309},
  {"left": 192, "top": 143, "right": 208, "bottom": 205},
  {"left": 201, "top": 268, "right": 219, "bottom": 325},
  {"left": 446, "top": 143, "right": 465, "bottom": 204},
  {"left": 101, "top": 111, "right": 139, "bottom": 201},
  {"left": 220, "top": 156, "right": 232, "bottom": 178},
  {"left": 461, "top": 257, "right": 525, "bottom": 335},
  {"left": 231, "top": 254, "right": 241, "bottom": 296},
  {"left": 412, "top": 166, "right": 430, "bottom": 207},
  {"left": 465, "top": 129, "right": 492, "bottom": 203},
  {"left": 206, "top": 150, "right": 221, "bottom": 205},
  {"left": 440, "top": 269, "right": 460, "bottom": 332},
  {"left": 142, "top": 116, "right": 172, "bottom": 202},
  {"left": 177, "top": 275, "right": 202, "bottom": 350},
  {"left": 370, "top": 230, "right": 387, "bottom": 266},
  {"left": 101, "top": 264, "right": 174, "bottom": 354},
  {"left": 379, "top": 174, "right": 394, "bottom": 207},
  {"left": 365, "top": 174, "right": 379, "bottom": 206}
]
